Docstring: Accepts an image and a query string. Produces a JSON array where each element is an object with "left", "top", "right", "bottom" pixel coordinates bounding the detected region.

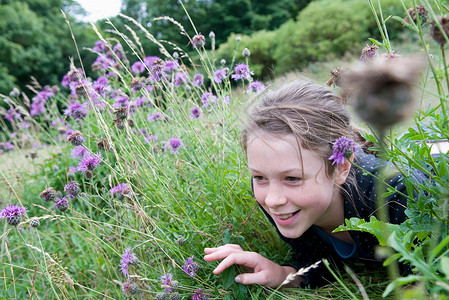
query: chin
[{"left": 278, "top": 228, "right": 302, "bottom": 239}]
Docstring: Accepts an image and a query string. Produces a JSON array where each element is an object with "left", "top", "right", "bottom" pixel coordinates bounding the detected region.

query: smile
[{"left": 275, "top": 210, "right": 300, "bottom": 220}]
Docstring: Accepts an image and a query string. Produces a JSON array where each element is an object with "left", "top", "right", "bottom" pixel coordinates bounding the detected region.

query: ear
[{"left": 334, "top": 156, "right": 353, "bottom": 185}]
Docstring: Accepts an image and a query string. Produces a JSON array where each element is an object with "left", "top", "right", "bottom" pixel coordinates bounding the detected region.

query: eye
[
  {"left": 253, "top": 176, "right": 267, "bottom": 183},
  {"left": 285, "top": 176, "right": 301, "bottom": 184}
]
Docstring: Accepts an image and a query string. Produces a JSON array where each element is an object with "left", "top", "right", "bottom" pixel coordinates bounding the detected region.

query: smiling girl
[{"left": 203, "top": 80, "right": 427, "bottom": 288}]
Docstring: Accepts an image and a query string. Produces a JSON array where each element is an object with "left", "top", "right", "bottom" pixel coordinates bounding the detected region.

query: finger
[
  {"left": 204, "top": 244, "right": 242, "bottom": 254},
  {"left": 213, "top": 252, "right": 260, "bottom": 275},
  {"left": 204, "top": 247, "right": 244, "bottom": 262}
]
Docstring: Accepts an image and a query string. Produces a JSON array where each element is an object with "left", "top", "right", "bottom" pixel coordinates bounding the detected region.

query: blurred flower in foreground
[
  {"left": 431, "top": 15, "right": 449, "bottom": 45},
  {"left": 246, "top": 81, "right": 266, "bottom": 94},
  {"left": 340, "top": 55, "right": 426, "bottom": 131},
  {"left": 192, "top": 34, "right": 206, "bottom": 48},
  {"left": 0, "top": 204, "right": 27, "bottom": 226}
]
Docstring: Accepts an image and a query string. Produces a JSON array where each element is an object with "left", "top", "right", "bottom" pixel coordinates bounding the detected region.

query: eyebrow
[{"left": 249, "top": 167, "right": 303, "bottom": 174}]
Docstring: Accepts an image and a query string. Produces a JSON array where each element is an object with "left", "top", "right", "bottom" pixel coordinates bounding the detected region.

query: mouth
[{"left": 275, "top": 210, "right": 300, "bottom": 220}]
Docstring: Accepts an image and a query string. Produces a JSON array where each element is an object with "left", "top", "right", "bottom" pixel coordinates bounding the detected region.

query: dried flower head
[
  {"left": 114, "top": 107, "right": 128, "bottom": 120},
  {"left": 431, "top": 15, "right": 449, "bottom": 45},
  {"left": 404, "top": 5, "right": 428, "bottom": 25},
  {"left": 40, "top": 187, "right": 57, "bottom": 202},
  {"left": 192, "top": 34, "right": 206, "bottom": 48},
  {"left": 360, "top": 44, "right": 379, "bottom": 62},
  {"left": 340, "top": 56, "right": 427, "bottom": 130},
  {"left": 122, "top": 279, "right": 139, "bottom": 295},
  {"left": 113, "top": 118, "right": 125, "bottom": 130},
  {"left": 130, "top": 77, "right": 143, "bottom": 90},
  {"left": 0, "top": 204, "right": 27, "bottom": 226},
  {"left": 329, "top": 137, "right": 356, "bottom": 166},
  {"left": 64, "top": 181, "right": 80, "bottom": 197},
  {"left": 97, "top": 138, "right": 112, "bottom": 151},
  {"left": 67, "top": 131, "right": 85, "bottom": 146}
]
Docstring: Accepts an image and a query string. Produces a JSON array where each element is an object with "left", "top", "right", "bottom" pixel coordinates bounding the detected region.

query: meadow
[{"left": 1, "top": 1, "right": 449, "bottom": 299}]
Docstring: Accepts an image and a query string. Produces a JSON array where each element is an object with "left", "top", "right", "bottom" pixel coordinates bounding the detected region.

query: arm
[{"left": 204, "top": 244, "right": 304, "bottom": 288}]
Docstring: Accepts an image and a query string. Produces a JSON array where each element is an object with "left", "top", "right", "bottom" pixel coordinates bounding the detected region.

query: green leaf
[
  {"left": 223, "top": 229, "right": 231, "bottom": 244},
  {"left": 223, "top": 294, "right": 233, "bottom": 300},
  {"left": 234, "top": 283, "right": 247, "bottom": 300},
  {"left": 383, "top": 253, "right": 401, "bottom": 267},
  {"left": 382, "top": 275, "right": 423, "bottom": 298},
  {"left": 440, "top": 257, "right": 449, "bottom": 279},
  {"left": 368, "top": 38, "right": 384, "bottom": 47},
  {"left": 222, "top": 264, "right": 235, "bottom": 289}
]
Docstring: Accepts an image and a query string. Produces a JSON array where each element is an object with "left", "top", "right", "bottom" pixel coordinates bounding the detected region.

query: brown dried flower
[
  {"left": 431, "top": 15, "right": 449, "bottom": 45},
  {"left": 404, "top": 5, "right": 428, "bottom": 25}
]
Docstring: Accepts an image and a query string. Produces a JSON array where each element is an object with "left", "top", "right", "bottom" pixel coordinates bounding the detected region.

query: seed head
[
  {"left": 170, "top": 292, "right": 180, "bottom": 300},
  {"left": 40, "top": 187, "right": 57, "bottom": 202},
  {"left": 67, "top": 131, "right": 85, "bottom": 146},
  {"left": 122, "top": 279, "right": 139, "bottom": 296},
  {"left": 242, "top": 48, "right": 250, "bottom": 58},
  {"left": 30, "top": 218, "right": 40, "bottom": 228},
  {"left": 192, "top": 34, "right": 206, "bottom": 48},
  {"left": 404, "top": 5, "right": 428, "bottom": 25},
  {"left": 114, "top": 107, "right": 128, "bottom": 120},
  {"left": 156, "top": 292, "right": 168, "bottom": 300},
  {"left": 431, "top": 15, "right": 449, "bottom": 45},
  {"left": 113, "top": 118, "right": 125, "bottom": 130}
]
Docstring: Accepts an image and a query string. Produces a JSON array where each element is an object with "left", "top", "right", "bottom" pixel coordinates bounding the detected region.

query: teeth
[{"left": 278, "top": 213, "right": 294, "bottom": 220}]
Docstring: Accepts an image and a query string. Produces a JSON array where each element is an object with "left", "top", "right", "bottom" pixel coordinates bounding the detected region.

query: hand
[{"left": 204, "top": 244, "right": 299, "bottom": 288}]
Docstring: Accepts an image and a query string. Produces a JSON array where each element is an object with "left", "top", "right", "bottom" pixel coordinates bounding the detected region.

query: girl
[{"left": 203, "top": 80, "right": 427, "bottom": 288}]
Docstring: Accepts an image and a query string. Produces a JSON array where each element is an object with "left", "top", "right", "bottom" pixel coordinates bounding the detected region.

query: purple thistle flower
[
  {"left": 144, "top": 56, "right": 160, "bottom": 67},
  {"left": 167, "top": 137, "right": 183, "bottom": 154},
  {"left": 110, "top": 183, "right": 131, "bottom": 199},
  {"left": 135, "top": 96, "right": 147, "bottom": 107},
  {"left": 192, "top": 34, "right": 206, "bottom": 48},
  {"left": 5, "top": 108, "right": 21, "bottom": 122},
  {"left": 174, "top": 72, "right": 188, "bottom": 86},
  {"left": 71, "top": 146, "right": 87, "bottom": 158},
  {"left": 192, "top": 289, "right": 208, "bottom": 300},
  {"left": 120, "top": 247, "right": 137, "bottom": 277},
  {"left": 192, "top": 73, "right": 204, "bottom": 86},
  {"left": 329, "top": 137, "right": 356, "bottom": 166},
  {"left": 30, "top": 99, "right": 46, "bottom": 116},
  {"left": 77, "top": 152, "right": 102, "bottom": 173},
  {"left": 246, "top": 81, "right": 266, "bottom": 94},
  {"left": 67, "top": 131, "right": 86, "bottom": 147},
  {"left": 190, "top": 107, "right": 201, "bottom": 120},
  {"left": 64, "top": 181, "right": 81, "bottom": 197},
  {"left": 161, "top": 273, "right": 173, "bottom": 292},
  {"left": 93, "top": 76, "right": 109, "bottom": 94},
  {"left": 201, "top": 92, "right": 218, "bottom": 108},
  {"left": 131, "top": 61, "right": 146, "bottom": 74},
  {"left": 231, "top": 63, "right": 254, "bottom": 81},
  {"left": 182, "top": 256, "right": 198, "bottom": 278},
  {"left": 147, "top": 112, "right": 165, "bottom": 122},
  {"left": 164, "top": 60, "right": 179, "bottom": 72},
  {"left": 0, "top": 204, "right": 27, "bottom": 220},
  {"left": 222, "top": 95, "right": 230, "bottom": 105},
  {"left": 213, "top": 68, "right": 227, "bottom": 83},
  {"left": 55, "top": 197, "right": 69, "bottom": 212},
  {"left": 64, "top": 100, "right": 88, "bottom": 120},
  {"left": 4, "top": 142, "right": 14, "bottom": 151},
  {"left": 93, "top": 40, "right": 108, "bottom": 52}
]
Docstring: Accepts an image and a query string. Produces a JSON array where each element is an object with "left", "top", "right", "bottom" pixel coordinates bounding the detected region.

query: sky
[{"left": 75, "top": 0, "right": 122, "bottom": 22}]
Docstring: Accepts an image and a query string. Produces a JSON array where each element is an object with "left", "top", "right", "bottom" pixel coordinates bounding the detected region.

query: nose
[{"left": 264, "top": 182, "right": 287, "bottom": 208}]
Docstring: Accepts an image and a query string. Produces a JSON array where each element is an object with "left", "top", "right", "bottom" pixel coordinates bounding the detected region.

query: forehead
[{"left": 246, "top": 134, "right": 324, "bottom": 172}]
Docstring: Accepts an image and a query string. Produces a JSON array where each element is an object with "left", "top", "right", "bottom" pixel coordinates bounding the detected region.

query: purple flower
[
  {"left": 246, "top": 81, "right": 266, "bottom": 94},
  {"left": 64, "top": 181, "right": 81, "bottom": 197},
  {"left": 182, "top": 256, "right": 198, "bottom": 277},
  {"left": 201, "top": 92, "right": 218, "bottom": 108},
  {"left": 135, "top": 96, "right": 147, "bottom": 107},
  {"left": 131, "top": 61, "right": 146, "bottom": 74},
  {"left": 329, "top": 137, "right": 356, "bottom": 166},
  {"left": 64, "top": 100, "right": 88, "bottom": 120},
  {"left": 77, "top": 152, "right": 102, "bottom": 173},
  {"left": 167, "top": 137, "right": 183, "bottom": 154},
  {"left": 144, "top": 56, "right": 160, "bottom": 67},
  {"left": 5, "top": 109, "right": 21, "bottom": 122},
  {"left": 93, "top": 76, "right": 109, "bottom": 94},
  {"left": 71, "top": 146, "right": 87, "bottom": 158},
  {"left": 231, "top": 63, "right": 254, "bottom": 81},
  {"left": 0, "top": 204, "right": 27, "bottom": 220},
  {"left": 120, "top": 247, "right": 137, "bottom": 277},
  {"left": 174, "top": 72, "right": 188, "bottom": 86},
  {"left": 110, "top": 183, "right": 131, "bottom": 199},
  {"left": 192, "top": 73, "right": 204, "bottom": 86},
  {"left": 222, "top": 95, "right": 230, "bottom": 105},
  {"left": 55, "top": 197, "right": 69, "bottom": 212},
  {"left": 161, "top": 273, "right": 173, "bottom": 292},
  {"left": 67, "top": 131, "right": 85, "bottom": 147},
  {"left": 164, "top": 60, "right": 179, "bottom": 72},
  {"left": 30, "top": 99, "right": 46, "bottom": 116},
  {"left": 213, "top": 68, "right": 227, "bottom": 83},
  {"left": 190, "top": 107, "right": 201, "bottom": 120},
  {"left": 192, "top": 34, "right": 206, "bottom": 48},
  {"left": 113, "top": 95, "right": 130, "bottom": 109},
  {"left": 147, "top": 112, "right": 165, "bottom": 122},
  {"left": 93, "top": 40, "right": 108, "bottom": 52},
  {"left": 4, "top": 142, "right": 14, "bottom": 151},
  {"left": 192, "top": 289, "right": 208, "bottom": 300}
]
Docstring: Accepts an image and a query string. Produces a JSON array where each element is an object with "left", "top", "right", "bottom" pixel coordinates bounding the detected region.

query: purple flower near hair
[
  {"left": 213, "top": 68, "right": 227, "bottom": 83},
  {"left": 72, "top": 146, "right": 87, "bottom": 159},
  {"left": 231, "top": 63, "right": 254, "bottom": 81},
  {"left": 0, "top": 204, "right": 27, "bottom": 220},
  {"left": 246, "top": 81, "right": 266, "bottom": 94},
  {"left": 55, "top": 197, "right": 69, "bottom": 211},
  {"left": 192, "top": 73, "right": 204, "bottom": 86},
  {"left": 161, "top": 273, "right": 173, "bottom": 292},
  {"left": 167, "top": 137, "right": 183, "bottom": 154},
  {"left": 190, "top": 107, "right": 201, "bottom": 120},
  {"left": 120, "top": 247, "right": 137, "bottom": 277},
  {"left": 174, "top": 72, "right": 188, "bottom": 86},
  {"left": 64, "top": 100, "right": 88, "bottom": 120},
  {"left": 329, "top": 137, "right": 356, "bottom": 166},
  {"left": 131, "top": 61, "right": 146, "bottom": 74},
  {"left": 77, "top": 152, "right": 102, "bottom": 173},
  {"left": 182, "top": 256, "right": 198, "bottom": 277},
  {"left": 201, "top": 92, "right": 218, "bottom": 108}
]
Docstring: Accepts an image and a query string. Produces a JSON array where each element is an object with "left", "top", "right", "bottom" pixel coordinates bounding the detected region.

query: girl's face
[{"left": 247, "top": 134, "right": 347, "bottom": 239}]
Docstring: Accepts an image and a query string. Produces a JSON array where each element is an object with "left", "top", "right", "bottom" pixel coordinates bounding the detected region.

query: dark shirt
[{"left": 255, "top": 150, "right": 427, "bottom": 287}]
